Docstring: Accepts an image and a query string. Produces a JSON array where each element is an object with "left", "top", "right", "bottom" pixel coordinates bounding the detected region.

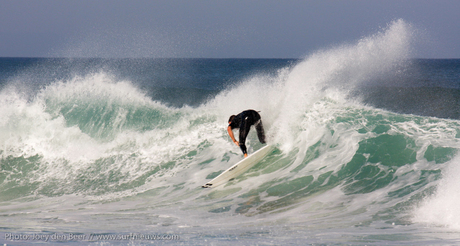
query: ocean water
[{"left": 1, "top": 20, "right": 460, "bottom": 245}]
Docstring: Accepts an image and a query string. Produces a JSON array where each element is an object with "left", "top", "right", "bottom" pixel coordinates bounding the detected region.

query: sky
[{"left": 0, "top": 0, "right": 459, "bottom": 58}]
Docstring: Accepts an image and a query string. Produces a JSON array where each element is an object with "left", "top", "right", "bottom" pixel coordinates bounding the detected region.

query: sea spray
[{"left": 207, "top": 19, "right": 414, "bottom": 154}]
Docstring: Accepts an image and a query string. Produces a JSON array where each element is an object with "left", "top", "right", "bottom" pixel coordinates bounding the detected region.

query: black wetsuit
[{"left": 228, "top": 110, "right": 266, "bottom": 155}]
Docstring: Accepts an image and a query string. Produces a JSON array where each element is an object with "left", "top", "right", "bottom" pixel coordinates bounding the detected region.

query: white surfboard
[{"left": 202, "top": 145, "right": 273, "bottom": 188}]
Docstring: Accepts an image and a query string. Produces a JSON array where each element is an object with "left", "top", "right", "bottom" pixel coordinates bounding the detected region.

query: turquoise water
[{"left": 1, "top": 20, "right": 460, "bottom": 245}]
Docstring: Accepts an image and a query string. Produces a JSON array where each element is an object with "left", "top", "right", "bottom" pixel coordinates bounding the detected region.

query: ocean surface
[{"left": 1, "top": 20, "right": 460, "bottom": 245}]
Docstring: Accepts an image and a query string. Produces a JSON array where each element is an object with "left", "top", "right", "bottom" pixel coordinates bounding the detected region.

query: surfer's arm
[{"left": 227, "top": 126, "right": 239, "bottom": 146}]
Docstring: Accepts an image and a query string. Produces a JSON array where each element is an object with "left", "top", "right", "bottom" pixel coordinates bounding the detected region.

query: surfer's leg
[
  {"left": 238, "top": 116, "right": 251, "bottom": 155},
  {"left": 248, "top": 110, "right": 265, "bottom": 144},
  {"left": 255, "top": 120, "right": 266, "bottom": 144},
  {"left": 239, "top": 143, "right": 247, "bottom": 156}
]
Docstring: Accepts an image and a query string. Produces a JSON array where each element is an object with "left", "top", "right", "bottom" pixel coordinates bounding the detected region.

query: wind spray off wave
[{"left": 209, "top": 19, "right": 414, "bottom": 153}]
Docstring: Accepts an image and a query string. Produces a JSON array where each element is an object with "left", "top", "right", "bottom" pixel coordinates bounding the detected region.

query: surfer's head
[{"left": 228, "top": 115, "right": 236, "bottom": 124}]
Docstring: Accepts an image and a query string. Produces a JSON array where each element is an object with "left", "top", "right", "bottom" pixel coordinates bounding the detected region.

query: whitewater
[{"left": 1, "top": 19, "right": 460, "bottom": 245}]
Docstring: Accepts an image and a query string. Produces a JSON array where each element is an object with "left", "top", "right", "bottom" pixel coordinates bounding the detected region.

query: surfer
[{"left": 227, "top": 109, "right": 266, "bottom": 157}]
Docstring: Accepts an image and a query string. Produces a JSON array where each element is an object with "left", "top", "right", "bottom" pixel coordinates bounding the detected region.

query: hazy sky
[{"left": 1, "top": 0, "right": 459, "bottom": 58}]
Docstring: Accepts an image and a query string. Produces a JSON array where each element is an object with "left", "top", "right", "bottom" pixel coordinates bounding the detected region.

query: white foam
[{"left": 413, "top": 155, "right": 460, "bottom": 229}]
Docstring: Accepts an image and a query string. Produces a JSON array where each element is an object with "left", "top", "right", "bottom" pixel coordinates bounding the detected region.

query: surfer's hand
[{"left": 234, "top": 141, "right": 239, "bottom": 146}]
